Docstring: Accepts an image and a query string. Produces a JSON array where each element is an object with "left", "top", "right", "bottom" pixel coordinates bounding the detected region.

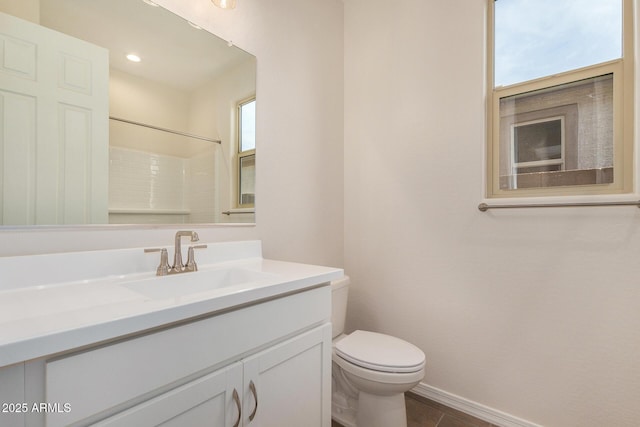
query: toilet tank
[{"left": 331, "top": 276, "right": 350, "bottom": 338}]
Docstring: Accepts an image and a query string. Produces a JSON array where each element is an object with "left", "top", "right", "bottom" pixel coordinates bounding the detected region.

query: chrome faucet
[
  {"left": 144, "top": 248, "right": 171, "bottom": 276},
  {"left": 172, "top": 230, "right": 200, "bottom": 273},
  {"left": 144, "top": 231, "right": 207, "bottom": 276}
]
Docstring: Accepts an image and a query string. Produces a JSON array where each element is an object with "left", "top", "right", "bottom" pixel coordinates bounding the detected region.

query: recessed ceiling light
[
  {"left": 211, "top": 0, "right": 237, "bottom": 10},
  {"left": 188, "top": 21, "right": 202, "bottom": 30},
  {"left": 126, "top": 54, "right": 141, "bottom": 63},
  {"left": 142, "top": 0, "right": 159, "bottom": 6}
]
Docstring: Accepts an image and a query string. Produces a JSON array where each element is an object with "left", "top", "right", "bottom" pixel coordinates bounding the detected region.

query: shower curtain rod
[
  {"left": 478, "top": 200, "right": 640, "bottom": 211},
  {"left": 109, "top": 116, "right": 221, "bottom": 144}
]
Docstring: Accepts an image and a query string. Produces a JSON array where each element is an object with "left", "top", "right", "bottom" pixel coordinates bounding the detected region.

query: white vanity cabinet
[
  {"left": 0, "top": 241, "right": 342, "bottom": 427},
  {"left": 93, "top": 325, "right": 330, "bottom": 427},
  {"left": 0, "top": 364, "right": 26, "bottom": 427},
  {"left": 34, "top": 285, "right": 331, "bottom": 427}
]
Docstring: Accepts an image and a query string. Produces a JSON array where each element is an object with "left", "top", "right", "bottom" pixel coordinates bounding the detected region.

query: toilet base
[
  {"left": 356, "top": 391, "right": 407, "bottom": 427},
  {"left": 332, "top": 411, "right": 356, "bottom": 427},
  {"left": 332, "top": 389, "right": 357, "bottom": 427}
]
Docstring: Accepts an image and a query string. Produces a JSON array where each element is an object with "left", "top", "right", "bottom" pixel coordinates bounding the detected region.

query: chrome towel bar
[
  {"left": 222, "top": 210, "right": 255, "bottom": 215},
  {"left": 478, "top": 200, "right": 640, "bottom": 211}
]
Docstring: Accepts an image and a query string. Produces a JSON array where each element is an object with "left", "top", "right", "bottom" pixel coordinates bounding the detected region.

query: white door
[
  {"left": 91, "top": 362, "right": 243, "bottom": 427},
  {"left": 242, "top": 324, "right": 332, "bottom": 427},
  {"left": 0, "top": 11, "right": 108, "bottom": 225}
]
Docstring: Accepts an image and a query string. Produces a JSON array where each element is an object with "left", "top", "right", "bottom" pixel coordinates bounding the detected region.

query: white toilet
[{"left": 331, "top": 276, "right": 426, "bottom": 427}]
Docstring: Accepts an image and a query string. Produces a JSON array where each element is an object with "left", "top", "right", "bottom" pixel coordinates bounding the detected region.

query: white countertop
[{"left": 0, "top": 241, "right": 343, "bottom": 367}]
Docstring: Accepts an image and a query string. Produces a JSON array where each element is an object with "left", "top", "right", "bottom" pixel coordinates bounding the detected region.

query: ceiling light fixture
[
  {"left": 211, "top": 0, "right": 237, "bottom": 10},
  {"left": 142, "top": 0, "right": 159, "bottom": 6},
  {"left": 126, "top": 54, "right": 142, "bottom": 63}
]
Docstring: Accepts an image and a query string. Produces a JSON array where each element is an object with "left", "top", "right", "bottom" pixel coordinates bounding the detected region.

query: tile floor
[{"left": 332, "top": 392, "right": 500, "bottom": 427}]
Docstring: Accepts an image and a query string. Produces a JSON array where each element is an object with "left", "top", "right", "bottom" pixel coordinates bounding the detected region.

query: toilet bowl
[{"left": 331, "top": 276, "right": 426, "bottom": 427}]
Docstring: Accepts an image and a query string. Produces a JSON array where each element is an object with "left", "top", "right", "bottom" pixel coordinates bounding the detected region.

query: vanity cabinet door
[
  {"left": 242, "top": 324, "right": 332, "bottom": 427},
  {"left": 91, "top": 362, "right": 243, "bottom": 427},
  {"left": 90, "top": 324, "right": 332, "bottom": 427},
  {"left": 0, "top": 364, "right": 25, "bottom": 427}
]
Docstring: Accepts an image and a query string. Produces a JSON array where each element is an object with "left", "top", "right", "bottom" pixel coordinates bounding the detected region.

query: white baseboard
[{"left": 411, "top": 382, "right": 543, "bottom": 427}]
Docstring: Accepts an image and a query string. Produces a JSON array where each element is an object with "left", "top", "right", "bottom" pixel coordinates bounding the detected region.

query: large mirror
[{"left": 0, "top": 0, "right": 256, "bottom": 226}]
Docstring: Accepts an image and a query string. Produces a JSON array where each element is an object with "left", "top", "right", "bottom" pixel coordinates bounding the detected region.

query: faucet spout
[{"left": 172, "top": 230, "right": 199, "bottom": 273}]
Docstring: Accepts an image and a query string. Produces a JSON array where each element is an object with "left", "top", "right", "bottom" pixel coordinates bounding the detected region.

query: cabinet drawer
[{"left": 45, "top": 285, "right": 329, "bottom": 427}]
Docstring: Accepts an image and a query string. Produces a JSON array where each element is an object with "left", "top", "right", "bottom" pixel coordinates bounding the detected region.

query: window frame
[
  {"left": 511, "top": 115, "right": 566, "bottom": 174},
  {"left": 235, "top": 96, "right": 256, "bottom": 209},
  {"left": 485, "top": 0, "right": 634, "bottom": 199}
]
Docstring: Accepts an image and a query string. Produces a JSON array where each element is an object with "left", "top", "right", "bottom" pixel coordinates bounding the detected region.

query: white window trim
[
  {"left": 508, "top": 116, "right": 565, "bottom": 191},
  {"left": 511, "top": 116, "right": 566, "bottom": 172}
]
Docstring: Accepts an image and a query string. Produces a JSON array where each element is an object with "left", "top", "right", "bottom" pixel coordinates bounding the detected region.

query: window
[
  {"left": 486, "top": 0, "right": 633, "bottom": 198},
  {"left": 237, "top": 97, "right": 255, "bottom": 207},
  {"left": 512, "top": 117, "right": 565, "bottom": 176}
]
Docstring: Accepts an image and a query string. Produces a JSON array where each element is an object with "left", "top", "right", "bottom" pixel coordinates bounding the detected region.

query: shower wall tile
[
  {"left": 109, "top": 147, "right": 186, "bottom": 211},
  {"left": 109, "top": 147, "right": 218, "bottom": 223}
]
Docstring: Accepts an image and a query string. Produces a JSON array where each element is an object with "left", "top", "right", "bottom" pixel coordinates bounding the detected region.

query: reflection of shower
[
  {"left": 109, "top": 116, "right": 221, "bottom": 144},
  {"left": 108, "top": 116, "right": 223, "bottom": 226}
]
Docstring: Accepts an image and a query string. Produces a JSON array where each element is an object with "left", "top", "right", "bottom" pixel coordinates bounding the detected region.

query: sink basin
[{"left": 123, "top": 268, "right": 276, "bottom": 299}]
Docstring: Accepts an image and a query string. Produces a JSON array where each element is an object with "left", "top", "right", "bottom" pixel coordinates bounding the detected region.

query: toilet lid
[{"left": 335, "top": 330, "right": 425, "bottom": 373}]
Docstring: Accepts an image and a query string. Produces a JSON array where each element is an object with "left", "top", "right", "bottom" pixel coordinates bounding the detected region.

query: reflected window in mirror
[{"left": 237, "top": 98, "right": 256, "bottom": 208}]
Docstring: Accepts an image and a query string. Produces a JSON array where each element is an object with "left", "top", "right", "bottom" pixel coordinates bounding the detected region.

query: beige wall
[
  {"left": 344, "top": 1, "right": 640, "bottom": 426},
  {"left": 0, "top": 0, "right": 39, "bottom": 23},
  {"left": 0, "top": 0, "right": 345, "bottom": 270}
]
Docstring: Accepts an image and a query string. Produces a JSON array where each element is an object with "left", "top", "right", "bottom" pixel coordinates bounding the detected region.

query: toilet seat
[{"left": 334, "top": 330, "right": 425, "bottom": 373}]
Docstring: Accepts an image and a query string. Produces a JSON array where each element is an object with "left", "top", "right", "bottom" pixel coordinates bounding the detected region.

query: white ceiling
[{"left": 40, "top": 0, "right": 253, "bottom": 91}]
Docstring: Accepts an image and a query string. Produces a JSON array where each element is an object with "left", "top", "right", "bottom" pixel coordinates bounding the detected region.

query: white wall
[
  {"left": 344, "top": 1, "right": 640, "bottom": 426},
  {"left": 109, "top": 68, "right": 194, "bottom": 157},
  {"left": 0, "top": 0, "right": 345, "bottom": 270}
]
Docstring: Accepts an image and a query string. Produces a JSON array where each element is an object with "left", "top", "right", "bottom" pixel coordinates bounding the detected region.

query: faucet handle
[
  {"left": 185, "top": 244, "right": 208, "bottom": 272},
  {"left": 144, "top": 248, "right": 170, "bottom": 276}
]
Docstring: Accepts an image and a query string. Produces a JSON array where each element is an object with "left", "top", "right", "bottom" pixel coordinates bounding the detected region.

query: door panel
[{"left": 0, "top": 11, "right": 108, "bottom": 225}]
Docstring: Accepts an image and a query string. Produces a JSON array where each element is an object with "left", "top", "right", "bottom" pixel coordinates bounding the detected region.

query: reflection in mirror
[
  {"left": 0, "top": 0, "right": 256, "bottom": 226},
  {"left": 237, "top": 98, "right": 256, "bottom": 209}
]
